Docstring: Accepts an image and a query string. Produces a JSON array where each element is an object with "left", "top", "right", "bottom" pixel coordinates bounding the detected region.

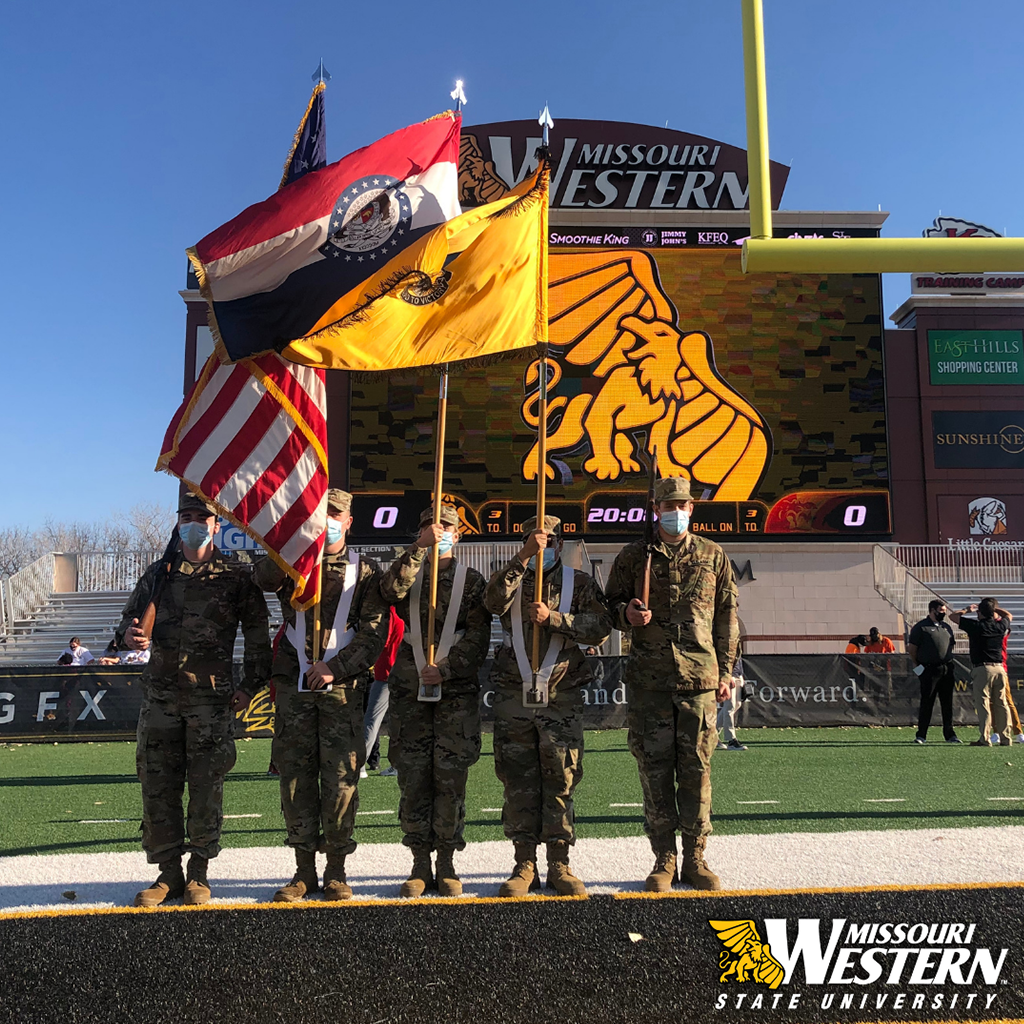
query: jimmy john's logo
[{"left": 710, "top": 917, "right": 1008, "bottom": 1014}]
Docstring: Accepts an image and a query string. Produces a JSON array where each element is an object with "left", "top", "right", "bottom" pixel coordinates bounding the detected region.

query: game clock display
[{"left": 347, "top": 245, "right": 890, "bottom": 543}]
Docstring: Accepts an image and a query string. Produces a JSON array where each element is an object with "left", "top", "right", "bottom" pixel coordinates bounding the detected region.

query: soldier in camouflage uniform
[
  {"left": 254, "top": 489, "right": 388, "bottom": 902},
  {"left": 378, "top": 505, "right": 491, "bottom": 897},
  {"left": 118, "top": 493, "right": 271, "bottom": 907},
  {"left": 605, "top": 477, "right": 738, "bottom": 891},
  {"left": 484, "top": 516, "right": 612, "bottom": 897}
]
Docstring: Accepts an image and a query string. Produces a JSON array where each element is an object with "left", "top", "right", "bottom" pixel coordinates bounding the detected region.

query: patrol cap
[
  {"left": 521, "top": 514, "right": 562, "bottom": 536},
  {"left": 418, "top": 505, "right": 461, "bottom": 528},
  {"left": 654, "top": 477, "right": 693, "bottom": 503},
  {"left": 326, "top": 488, "right": 353, "bottom": 514},
  {"left": 177, "top": 492, "right": 217, "bottom": 516}
]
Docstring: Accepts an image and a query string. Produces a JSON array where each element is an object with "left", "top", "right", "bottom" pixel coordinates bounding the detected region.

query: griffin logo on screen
[
  {"left": 711, "top": 919, "right": 785, "bottom": 989},
  {"left": 520, "top": 250, "right": 772, "bottom": 500}
]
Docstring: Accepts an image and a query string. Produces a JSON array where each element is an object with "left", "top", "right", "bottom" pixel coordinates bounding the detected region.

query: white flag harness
[
  {"left": 286, "top": 552, "right": 360, "bottom": 689},
  {"left": 511, "top": 563, "right": 574, "bottom": 689},
  {"left": 404, "top": 560, "right": 469, "bottom": 675}
]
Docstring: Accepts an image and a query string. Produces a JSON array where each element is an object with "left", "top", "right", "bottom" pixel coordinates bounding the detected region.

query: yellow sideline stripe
[
  {"left": 3, "top": 878, "right": 1023, "bottom": 921},
  {"left": 0, "top": 892, "right": 588, "bottom": 921},
  {"left": 614, "top": 879, "right": 1024, "bottom": 901}
]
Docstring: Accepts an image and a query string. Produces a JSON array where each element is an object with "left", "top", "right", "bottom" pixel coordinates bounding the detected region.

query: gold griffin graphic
[
  {"left": 521, "top": 251, "right": 771, "bottom": 500},
  {"left": 709, "top": 919, "right": 785, "bottom": 989},
  {"left": 238, "top": 685, "right": 276, "bottom": 734}
]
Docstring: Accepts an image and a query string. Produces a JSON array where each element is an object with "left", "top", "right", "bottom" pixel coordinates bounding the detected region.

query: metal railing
[
  {"left": 894, "top": 543, "right": 1024, "bottom": 584},
  {"left": 0, "top": 552, "right": 55, "bottom": 635},
  {"left": 872, "top": 545, "right": 969, "bottom": 652},
  {"left": 77, "top": 552, "right": 162, "bottom": 593}
]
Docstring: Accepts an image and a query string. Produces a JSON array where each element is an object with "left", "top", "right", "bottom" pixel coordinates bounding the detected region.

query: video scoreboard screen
[{"left": 346, "top": 244, "right": 889, "bottom": 544}]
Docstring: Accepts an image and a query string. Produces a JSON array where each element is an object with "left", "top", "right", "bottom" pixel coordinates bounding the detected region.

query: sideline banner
[{"left": 1, "top": 656, "right": 1021, "bottom": 741}]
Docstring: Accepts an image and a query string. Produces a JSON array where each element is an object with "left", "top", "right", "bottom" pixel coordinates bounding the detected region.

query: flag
[
  {"left": 188, "top": 112, "right": 462, "bottom": 362},
  {"left": 281, "top": 160, "right": 550, "bottom": 373},
  {"left": 157, "top": 353, "right": 328, "bottom": 610},
  {"left": 280, "top": 82, "right": 327, "bottom": 188}
]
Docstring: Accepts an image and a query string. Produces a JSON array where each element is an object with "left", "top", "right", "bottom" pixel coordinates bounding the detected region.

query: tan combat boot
[
  {"left": 498, "top": 842, "right": 541, "bottom": 898},
  {"left": 644, "top": 837, "right": 677, "bottom": 893},
  {"left": 400, "top": 848, "right": 434, "bottom": 898},
  {"left": 274, "top": 849, "right": 319, "bottom": 903},
  {"left": 134, "top": 857, "right": 185, "bottom": 907},
  {"left": 679, "top": 834, "right": 721, "bottom": 891},
  {"left": 435, "top": 847, "right": 462, "bottom": 897},
  {"left": 546, "top": 841, "right": 587, "bottom": 896},
  {"left": 183, "top": 854, "right": 211, "bottom": 905},
  {"left": 323, "top": 856, "right": 353, "bottom": 900}
]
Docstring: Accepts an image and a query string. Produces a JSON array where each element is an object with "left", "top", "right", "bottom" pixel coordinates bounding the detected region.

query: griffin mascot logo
[
  {"left": 520, "top": 251, "right": 772, "bottom": 499},
  {"left": 710, "top": 919, "right": 786, "bottom": 989}
]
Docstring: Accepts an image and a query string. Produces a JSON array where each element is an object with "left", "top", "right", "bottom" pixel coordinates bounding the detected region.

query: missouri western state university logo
[
  {"left": 712, "top": 920, "right": 785, "bottom": 989},
  {"left": 708, "top": 917, "right": 1009, "bottom": 1014},
  {"left": 521, "top": 250, "right": 771, "bottom": 499}
]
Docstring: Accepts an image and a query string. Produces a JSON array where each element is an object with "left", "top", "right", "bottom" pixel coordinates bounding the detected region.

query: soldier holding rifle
[
  {"left": 255, "top": 488, "right": 388, "bottom": 902},
  {"left": 118, "top": 493, "right": 271, "bottom": 906},
  {"left": 379, "top": 505, "right": 491, "bottom": 897},
  {"left": 605, "top": 477, "right": 738, "bottom": 891},
  {"left": 483, "top": 516, "right": 611, "bottom": 897}
]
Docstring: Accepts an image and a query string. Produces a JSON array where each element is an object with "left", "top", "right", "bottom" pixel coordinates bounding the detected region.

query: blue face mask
[
  {"left": 659, "top": 510, "right": 690, "bottom": 537},
  {"left": 326, "top": 519, "right": 344, "bottom": 546},
  {"left": 179, "top": 521, "right": 213, "bottom": 550},
  {"left": 528, "top": 548, "right": 558, "bottom": 571},
  {"left": 436, "top": 531, "right": 455, "bottom": 556}
]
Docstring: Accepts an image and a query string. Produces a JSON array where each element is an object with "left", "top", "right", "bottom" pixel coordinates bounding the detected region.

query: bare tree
[
  {"left": 128, "top": 503, "right": 176, "bottom": 550},
  {"left": 40, "top": 519, "right": 101, "bottom": 553},
  {"left": 0, "top": 527, "right": 45, "bottom": 579}
]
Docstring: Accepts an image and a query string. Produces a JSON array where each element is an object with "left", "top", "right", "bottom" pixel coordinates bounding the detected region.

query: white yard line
[
  {"left": 75, "top": 820, "right": 130, "bottom": 825},
  {"left": 609, "top": 803, "right": 643, "bottom": 808},
  {"left": 224, "top": 814, "right": 262, "bottom": 819},
  {"left": 987, "top": 797, "right": 1024, "bottom": 801},
  {"left": 480, "top": 808, "right": 502, "bottom": 813},
  {"left": 736, "top": 800, "right": 779, "bottom": 805},
  {"left": 4, "top": 826, "right": 1024, "bottom": 915},
  {"left": 864, "top": 798, "right": 906, "bottom": 803},
  {"left": 356, "top": 810, "right": 394, "bottom": 815}
]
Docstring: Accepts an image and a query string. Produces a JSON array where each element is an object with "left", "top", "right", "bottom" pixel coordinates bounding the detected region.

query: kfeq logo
[{"left": 710, "top": 917, "right": 1008, "bottom": 1014}]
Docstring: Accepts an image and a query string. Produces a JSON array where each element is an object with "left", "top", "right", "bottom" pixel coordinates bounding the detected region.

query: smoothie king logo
[{"left": 710, "top": 917, "right": 1008, "bottom": 1014}]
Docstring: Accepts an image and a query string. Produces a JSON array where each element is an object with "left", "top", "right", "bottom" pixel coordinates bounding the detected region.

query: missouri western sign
[{"left": 458, "top": 119, "right": 790, "bottom": 211}]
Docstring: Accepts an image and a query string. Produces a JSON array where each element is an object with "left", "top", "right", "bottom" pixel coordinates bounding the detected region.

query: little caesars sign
[{"left": 458, "top": 119, "right": 790, "bottom": 210}]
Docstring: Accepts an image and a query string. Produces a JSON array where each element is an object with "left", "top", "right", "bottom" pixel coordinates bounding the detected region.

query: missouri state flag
[{"left": 189, "top": 112, "right": 461, "bottom": 362}]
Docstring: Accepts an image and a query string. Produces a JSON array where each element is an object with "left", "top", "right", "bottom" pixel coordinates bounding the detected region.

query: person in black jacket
[{"left": 907, "top": 599, "right": 959, "bottom": 745}]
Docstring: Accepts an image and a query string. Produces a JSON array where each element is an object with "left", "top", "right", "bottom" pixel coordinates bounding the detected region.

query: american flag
[{"left": 157, "top": 352, "right": 327, "bottom": 609}]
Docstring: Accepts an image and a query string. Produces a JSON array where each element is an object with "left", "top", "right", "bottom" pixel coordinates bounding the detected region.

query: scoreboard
[{"left": 346, "top": 242, "right": 889, "bottom": 545}]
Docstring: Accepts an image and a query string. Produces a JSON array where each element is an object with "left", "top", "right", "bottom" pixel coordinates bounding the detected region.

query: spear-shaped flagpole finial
[
  {"left": 450, "top": 79, "right": 467, "bottom": 112},
  {"left": 312, "top": 59, "right": 332, "bottom": 84},
  {"left": 538, "top": 104, "right": 554, "bottom": 147}
]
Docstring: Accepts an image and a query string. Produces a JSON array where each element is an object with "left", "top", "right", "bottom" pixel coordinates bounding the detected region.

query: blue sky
[{"left": 1, "top": 0, "right": 1021, "bottom": 528}]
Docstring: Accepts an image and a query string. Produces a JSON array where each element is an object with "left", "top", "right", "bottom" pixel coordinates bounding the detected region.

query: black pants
[{"left": 917, "top": 663, "right": 956, "bottom": 740}]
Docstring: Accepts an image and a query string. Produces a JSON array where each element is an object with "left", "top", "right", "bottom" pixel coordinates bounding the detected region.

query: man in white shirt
[{"left": 59, "top": 637, "right": 94, "bottom": 666}]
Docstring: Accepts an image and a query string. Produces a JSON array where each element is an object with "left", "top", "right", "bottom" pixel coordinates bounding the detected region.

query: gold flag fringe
[{"left": 279, "top": 82, "right": 326, "bottom": 190}]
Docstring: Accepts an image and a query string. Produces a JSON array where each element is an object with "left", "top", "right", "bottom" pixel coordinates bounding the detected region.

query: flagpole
[
  {"left": 527, "top": 106, "right": 553, "bottom": 707},
  {"left": 421, "top": 367, "right": 448, "bottom": 701}
]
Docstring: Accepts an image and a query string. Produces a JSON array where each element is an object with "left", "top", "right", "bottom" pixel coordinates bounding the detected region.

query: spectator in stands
[
  {"left": 845, "top": 634, "right": 868, "bottom": 654},
  {"left": 361, "top": 607, "right": 404, "bottom": 779},
  {"left": 950, "top": 599, "right": 1013, "bottom": 747},
  {"left": 58, "top": 637, "right": 94, "bottom": 666},
  {"left": 864, "top": 627, "right": 895, "bottom": 654},
  {"left": 907, "top": 599, "right": 959, "bottom": 745},
  {"left": 98, "top": 640, "right": 151, "bottom": 666}
]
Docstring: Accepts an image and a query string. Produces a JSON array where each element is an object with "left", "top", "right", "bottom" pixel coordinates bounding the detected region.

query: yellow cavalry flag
[{"left": 281, "top": 162, "right": 549, "bottom": 372}]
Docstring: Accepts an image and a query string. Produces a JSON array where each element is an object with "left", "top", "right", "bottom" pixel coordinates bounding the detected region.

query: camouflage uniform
[
  {"left": 378, "top": 509, "right": 491, "bottom": 854},
  {"left": 484, "top": 523, "right": 612, "bottom": 847},
  {"left": 117, "top": 538, "right": 271, "bottom": 865},
  {"left": 605, "top": 482, "right": 738, "bottom": 850},
  {"left": 255, "top": 542, "right": 387, "bottom": 859}
]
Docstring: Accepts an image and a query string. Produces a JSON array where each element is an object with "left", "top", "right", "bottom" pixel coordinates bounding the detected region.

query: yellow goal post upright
[{"left": 739, "top": 0, "right": 1024, "bottom": 274}]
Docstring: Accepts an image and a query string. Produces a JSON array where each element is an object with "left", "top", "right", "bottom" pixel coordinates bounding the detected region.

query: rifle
[
  {"left": 136, "top": 527, "right": 180, "bottom": 641},
  {"left": 639, "top": 447, "right": 659, "bottom": 610}
]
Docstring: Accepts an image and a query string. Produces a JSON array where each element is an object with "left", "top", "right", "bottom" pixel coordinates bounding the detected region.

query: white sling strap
[
  {"left": 405, "top": 560, "right": 469, "bottom": 675},
  {"left": 511, "top": 563, "right": 574, "bottom": 688},
  {"left": 286, "top": 552, "right": 360, "bottom": 689}
]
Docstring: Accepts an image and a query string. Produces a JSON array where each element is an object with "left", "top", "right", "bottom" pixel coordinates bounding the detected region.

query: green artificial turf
[{"left": 1, "top": 728, "right": 1022, "bottom": 857}]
